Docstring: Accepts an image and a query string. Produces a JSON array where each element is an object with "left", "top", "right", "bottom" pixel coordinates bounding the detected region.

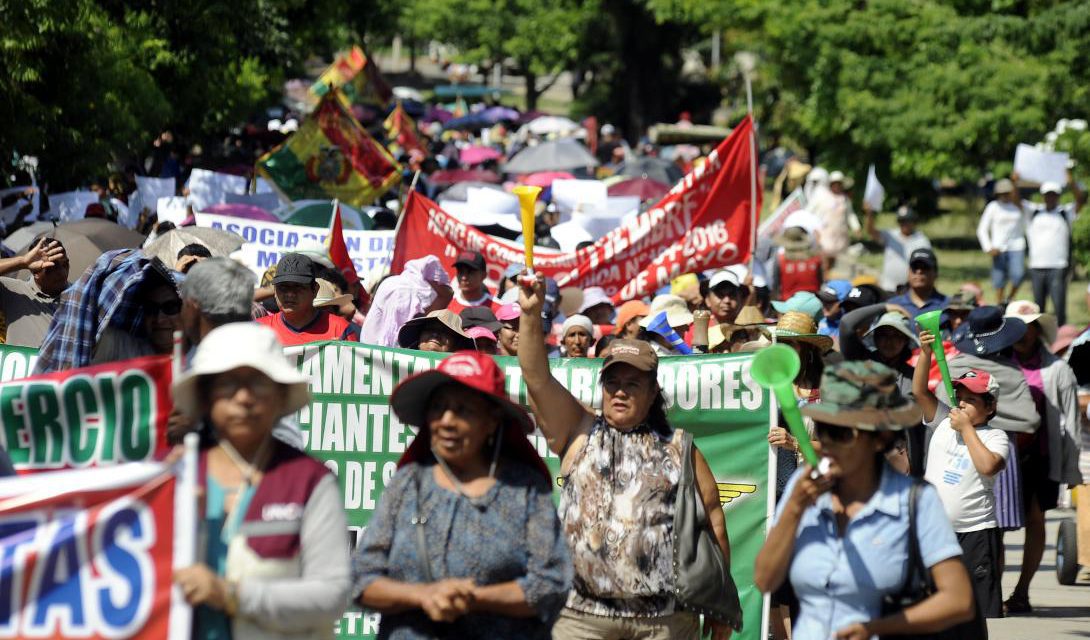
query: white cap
[
  {"left": 600, "top": 123, "right": 616, "bottom": 135},
  {"left": 1040, "top": 181, "right": 1063, "bottom": 195},
  {"left": 828, "top": 170, "right": 846, "bottom": 183},
  {"left": 577, "top": 286, "right": 613, "bottom": 314},
  {"left": 709, "top": 269, "right": 742, "bottom": 289}
]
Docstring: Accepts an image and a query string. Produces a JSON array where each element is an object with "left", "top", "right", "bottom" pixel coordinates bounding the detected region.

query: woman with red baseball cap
[{"left": 351, "top": 351, "right": 571, "bottom": 638}]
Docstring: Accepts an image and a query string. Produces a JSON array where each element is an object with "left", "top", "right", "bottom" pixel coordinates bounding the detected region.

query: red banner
[
  {"left": 0, "top": 463, "right": 184, "bottom": 639},
  {"left": 392, "top": 116, "right": 759, "bottom": 302},
  {"left": 0, "top": 355, "right": 173, "bottom": 473}
]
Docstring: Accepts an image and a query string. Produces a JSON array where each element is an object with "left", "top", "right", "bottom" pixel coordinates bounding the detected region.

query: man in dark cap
[
  {"left": 257, "top": 253, "right": 357, "bottom": 345},
  {"left": 447, "top": 250, "right": 497, "bottom": 313},
  {"left": 888, "top": 248, "right": 947, "bottom": 320}
]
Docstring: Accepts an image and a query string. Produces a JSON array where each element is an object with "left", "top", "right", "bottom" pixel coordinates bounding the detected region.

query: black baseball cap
[
  {"left": 842, "top": 284, "right": 883, "bottom": 311},
  {"left": 896, "top": 207, "right": 918, "bottom": 223},
  {"left": 908, "top": 248, "right": 937, "bottom": 271},
  {"left": 453, "top": 250, "right": 486, "bottom": 272},
  {"left": 459, "top": 306, "right": 501, "bottom": 333},
  {"left": 272, "top": 253, "right": 315, "bottom": 285}
]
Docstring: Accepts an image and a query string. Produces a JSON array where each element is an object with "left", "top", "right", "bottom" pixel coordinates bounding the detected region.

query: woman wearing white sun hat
[{"left": 172, "top": 322, "right": 351, "bottom": 639}]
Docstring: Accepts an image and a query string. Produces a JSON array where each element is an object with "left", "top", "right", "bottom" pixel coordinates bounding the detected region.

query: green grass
[{"left": 847, "top": 200, "right": 1090, "bottom": 328}]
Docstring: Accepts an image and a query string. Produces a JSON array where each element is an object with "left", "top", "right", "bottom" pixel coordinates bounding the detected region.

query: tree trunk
[
  {"left": 525, "top": 70, "right": 539, "bottom": 112},
  {"left": 408, "top": 38, "right": 416, "bottom": 74}
]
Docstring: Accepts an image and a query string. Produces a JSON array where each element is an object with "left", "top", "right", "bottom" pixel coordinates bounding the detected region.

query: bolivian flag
[
  {"left": 257, "top": 91, "right": 401, "bottom": 207},
  {"left": 384, "top": 101, "right": 425, "bottom": 155}
]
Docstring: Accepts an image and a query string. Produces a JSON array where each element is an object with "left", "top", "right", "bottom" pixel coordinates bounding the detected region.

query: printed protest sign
[
  {"left": 0, "top": 354, "right": 172, "bottom": 472},
  {"left": 0, "top": 462, "right": 190, "bottom": 639},
  {"left": 282, "top": 342, "right": 771, "bottom": 640},
  {"left": 193, "top": 213, "right": 395, "bottom": 278},
  {"left": 392, "top": 117, "right": 760, "bottom": 303}
]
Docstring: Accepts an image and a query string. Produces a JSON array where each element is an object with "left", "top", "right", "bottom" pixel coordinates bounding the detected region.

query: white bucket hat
[
  {"left": 1004, "top": 300, "right": 1058, "bottom": 346},
  {"left": 577, "top": 286, "right": 614, "bottom": 315},
  {"left": 172, "top": 323, "right": 311, "bottom": 419},
  {"left": 639, "top": 294, "right": 695, "bottom": 329}
]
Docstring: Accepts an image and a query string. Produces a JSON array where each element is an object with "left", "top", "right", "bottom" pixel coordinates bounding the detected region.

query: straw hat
[
  {"left": 1004, "top": 300, "right": 1058, "bottom": 346},
  {"left": 314, "top": 278, "right": 353, "bottom": 309},
  {"left": 397, "top": 310, "right": 475, "bottom": 350},
  {"left": 772, "top": 311, "right": 833, "bottom": 351},
  {"left": 172, "top": 323, "right": 311, "bottom": 419}
]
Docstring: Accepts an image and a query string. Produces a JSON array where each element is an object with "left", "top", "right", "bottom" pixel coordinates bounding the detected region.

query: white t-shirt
[
  {"left": 976, "top": 199, "right": 1026, "bottom": 253},
  {"left": 924, "top": 404, "right": 1009, "bottom": 532},
  {"left": 878, "top": 229, "right": 931, "bottom": 291},
  {"left": 1024, "top": 201, "right": 1077, "bottom": 269}
]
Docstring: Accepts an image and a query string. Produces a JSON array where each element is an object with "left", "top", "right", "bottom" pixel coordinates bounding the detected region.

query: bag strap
[
  {"left": 904, "top": 479, "right": 936, "bottom": 595},
  {"left": 412, "top": 466, "right": 435, "bottom": 583},
  {"left": 679, "top": 430, "right": 694, "bottom": 488}
]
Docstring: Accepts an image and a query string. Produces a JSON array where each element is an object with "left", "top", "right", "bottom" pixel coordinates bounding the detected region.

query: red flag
[
  {"left": 391, "top": 116, "right": 760, "bottom": 301},
  {"left": 327, "top": 201, "right": 360, "bottom": 285}
]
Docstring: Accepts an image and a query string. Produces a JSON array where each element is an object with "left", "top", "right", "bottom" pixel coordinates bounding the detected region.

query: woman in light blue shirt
[{"left": 755, "top": 361, "right": 975, "bottom": 640}]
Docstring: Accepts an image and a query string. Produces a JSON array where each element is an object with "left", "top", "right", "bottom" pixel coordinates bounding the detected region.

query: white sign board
[
  {"left": 186, "top": 169, "right": 248, "bottom": 210},
  {"left": 1014, "top": 143, "right": 1069, "bottom": 186}
]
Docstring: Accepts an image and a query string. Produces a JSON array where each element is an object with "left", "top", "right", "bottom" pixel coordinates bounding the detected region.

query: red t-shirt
[
  {"left": 447, "top": 291, "right": 499, "bottom": 315},
  {"left": 256, "top": 311, "right": 358, "bottom": 346}
]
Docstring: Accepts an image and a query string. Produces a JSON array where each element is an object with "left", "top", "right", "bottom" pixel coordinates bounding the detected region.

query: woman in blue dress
[
  {"left": 755, "top": 361, "right": 975, "bottom": 640},
  {"left": 351, "top": 351, "right": 571, "bottom": 639}
]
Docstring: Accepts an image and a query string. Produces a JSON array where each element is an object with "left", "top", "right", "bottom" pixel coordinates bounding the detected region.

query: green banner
[{"left": 284, "top": 342, "right": 771, "bottom": 640}]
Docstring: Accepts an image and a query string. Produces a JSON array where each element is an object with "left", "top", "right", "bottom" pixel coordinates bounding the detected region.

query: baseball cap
[
  {"left": 454, "top": 250, "right": 487, "bottom": 272},
  {"left": 601, "top": 339, "right": 658, "bottom": 374},
  {"left": 771, "top": 291, "right": 822, "bottom": 320},
  {"left": 953, "top": 369, "right": 1000, "bottom": 395},
  {"left": 843, "top": 284, "right": 882, "bottom": 311},
  {"left": 1040, "top": 182, "right": 1063, "bottom": 195},
  {"left": 896, "top": 207, "right": 918, "bottom": 223},
  {"left": 709, "top": 269, "right": 742, "bottom": 291},
  {"left": 908, "top": 248, "right": 938, "bottom": 270},
  {"left": 460, "top": 306, "right": 501, "bottom": 333},
  {"left": 496, "top": 303, "right": 521, "bottom": 322},
  {"left": 993, "top": 178, "right": 1014, "bottom": 195},
  {"left": 817, "top": 280, "right": 852, "bottom": 304},
  {"left": 828, "top": 170, "right": 846, "bottom": 184},
  {"left": 466, "top": 326, "right": 497, "bottom": 342},
  {"left": 272, "top": 253, "right": 315, "bottom": 285}
]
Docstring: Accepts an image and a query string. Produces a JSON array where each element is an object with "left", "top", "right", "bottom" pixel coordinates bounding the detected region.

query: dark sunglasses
[
  {"left": 144, "top": 299, "right": 182, "bottom": 316},
  {"left": 815, "top": 421, "right": 859, "bottom": 445}
]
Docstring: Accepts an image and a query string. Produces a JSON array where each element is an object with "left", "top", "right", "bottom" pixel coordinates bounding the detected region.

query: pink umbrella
[
  {"left": 430, "top": 169, "right": 502, "bottom": 185},
  {"left": 607, "top": 176, "right": 671, "bottom": 202},
  {"left": 518, "top": 171, "right": 575, "bottom": 188},
  {"left": 201, "top": 203, "right": 280, "bottom": 222},
  {"left": 460, "top": 146, "right": 503, "bottom": 166}
]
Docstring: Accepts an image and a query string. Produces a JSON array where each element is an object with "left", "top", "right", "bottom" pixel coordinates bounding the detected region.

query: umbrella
[
  {"left": 50, "top": 219, "right": 146, "bottom": 279},
  {"left": 519, "top": 171, "right": 575, "bottom": 188},
  {"left": 525, "top": 115, "right": 580, "bottom": 136},
  {"left": 607, "top": 177, "right": 671, "bottom": 202},
  {"left": 504, "top": 139, "right": 599, "bottom": 174},
  {"left": 619, "top": 157, "right": 684, "bottom": 185},
  {"left": 144, "top": 227, "right": 246, "bottom": 266},
  {"left": 443, "top": 113, "right": 493, "bottom": 131},
  {"left": 430, "top": 169, "right": 502, "bottom": 186},
  {"left": 392, "top": 86, "right": 425, "bottom": 102},
  {"left": 201, "top": 203, "right": 279, "bottom": 222},
  {"left": 423, "top": 106, "right": 453, "bottom": 124},
  {"left": 481, "top": 106, "right": 520, "bottom": 123},
  {"left": 3, "top": 221, "right": 58, "bottom": 254},
  {"left": 460, "top": 146, "right": 503, "bottom": 166},
  {"left": 277, "top": 201, "right": 373, "bottom": 230},
  {"left": 438, "top": 181, "right": 508, "bottom": 202}
]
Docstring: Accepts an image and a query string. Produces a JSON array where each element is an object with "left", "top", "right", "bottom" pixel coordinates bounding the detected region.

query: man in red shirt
[
  {"left": 447, "top": 250, "right": 498, "bottom": 313},
  {"left": 257, "top": 253, "right": 358, "bottom": 345}
]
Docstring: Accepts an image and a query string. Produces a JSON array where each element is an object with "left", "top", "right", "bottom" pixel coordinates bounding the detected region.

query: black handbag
[
  {"left": 672, "top": 431, "right": 743, "bottom": 631},
  {"left": 880, "top": 481, "right": 986, "bottom": 640}
]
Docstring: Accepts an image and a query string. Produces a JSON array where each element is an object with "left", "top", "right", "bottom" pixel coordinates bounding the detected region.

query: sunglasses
[
  {"left": 144, "top": 299, "right": 182, "bottom": 316},
  {"left": 815, "top": 421, "right": 859, "bottom": 445}
]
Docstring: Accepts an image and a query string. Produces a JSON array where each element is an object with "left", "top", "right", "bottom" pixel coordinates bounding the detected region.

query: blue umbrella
[
  {"left": 442, "top": 113, "right": 493, "bottom": 131},
  {"left": 481, "top": 106, "right": 520, "bottom": 123}
]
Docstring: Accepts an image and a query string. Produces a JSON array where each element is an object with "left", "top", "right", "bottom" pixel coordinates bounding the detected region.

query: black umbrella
[{"left": 619, "top": 157, "right": 684, "bottom": 186}]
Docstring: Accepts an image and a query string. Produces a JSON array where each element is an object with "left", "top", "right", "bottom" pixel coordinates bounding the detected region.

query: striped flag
[{"left": 256, "top": 90, "right": 401, "bottom": 207}]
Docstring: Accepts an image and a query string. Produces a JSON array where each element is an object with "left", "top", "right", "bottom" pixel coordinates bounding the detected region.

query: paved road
[{"left": 990, "top": 509, "right": 1089, "bottom": 639}]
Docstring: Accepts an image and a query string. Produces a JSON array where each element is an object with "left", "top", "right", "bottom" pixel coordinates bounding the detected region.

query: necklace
[{"left": 218, "top": 438, "right": 271, "bottom": 489}]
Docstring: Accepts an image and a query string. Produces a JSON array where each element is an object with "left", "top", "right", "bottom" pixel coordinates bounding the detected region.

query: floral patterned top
[
  {"left": 351, "top": 460, "right": 571, "bottom": 639},
  {"left": 559, "top": 417, "right": 683, "bottom": 617}
]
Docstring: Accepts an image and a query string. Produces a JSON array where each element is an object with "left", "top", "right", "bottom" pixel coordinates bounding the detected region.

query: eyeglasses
[
  {"left": 144, "top": 299, "right": 182, "bottom": 316},
  {"left": 209, "top": 374, "right": 279, "bottom": 398},
  {"left": 815, "top": 422, "right": 859, "bottom": 446}
]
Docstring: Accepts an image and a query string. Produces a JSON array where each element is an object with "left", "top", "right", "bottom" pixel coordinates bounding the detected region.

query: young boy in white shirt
[{"left": 915, "top": 329, "right": 1009, "bottom": 619}]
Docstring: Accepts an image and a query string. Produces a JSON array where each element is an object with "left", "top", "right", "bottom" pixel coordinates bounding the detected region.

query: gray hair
[{"left": 179, "top": 258, "right": 255, "bottom": 323}]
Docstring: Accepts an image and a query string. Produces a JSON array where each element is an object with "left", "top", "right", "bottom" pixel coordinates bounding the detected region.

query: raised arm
[
  {"left": 1069, "top": 168, "right": 1085, "bottom": 213},
  {"left": 0, "top": 237, "right": 65, "bottom": 278},
  {"left": 864, "top": 203, "right": 882, "bottom": 244},
  {"left": 517, "top": 275, "right": 594, "bottom": 458},
  {"left": 913, "top": 330, "right": 940, "bottom": 423}
]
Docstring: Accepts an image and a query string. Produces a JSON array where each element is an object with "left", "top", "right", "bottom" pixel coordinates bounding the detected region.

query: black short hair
[
  {"left": 176, "top": 243, "right": 212, "bottom": 260},
  {"left": 313, "top": 264, "right": 349, "bottom": 292}
]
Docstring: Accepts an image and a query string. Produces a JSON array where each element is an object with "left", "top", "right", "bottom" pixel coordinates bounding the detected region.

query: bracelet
[{"left": 223, "top": 580, "right": 239, "bottom": 617}]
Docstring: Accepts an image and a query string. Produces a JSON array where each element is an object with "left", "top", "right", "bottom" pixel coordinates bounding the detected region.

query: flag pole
[
  {"left": 393, "top": 170, "right": 422, "bottom": 239},
  {"left": 746, "top": 71, "right": 758, "bottom": 271}
]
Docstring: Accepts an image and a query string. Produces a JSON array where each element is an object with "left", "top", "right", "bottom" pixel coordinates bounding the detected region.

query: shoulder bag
[{"left": 673, "top": 430, "right": 743, "bottom": 631}]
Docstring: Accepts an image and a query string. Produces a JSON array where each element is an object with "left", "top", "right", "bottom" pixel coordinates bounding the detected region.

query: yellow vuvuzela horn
[
  {"left": 915, "top": 309, "right": 956, "bottom": 406},
  {"left": 512, "top": 185, "right": 542, "bottom": 273},
  {"left": 750, "top": 344, "right": 820, "bottom": 467}
]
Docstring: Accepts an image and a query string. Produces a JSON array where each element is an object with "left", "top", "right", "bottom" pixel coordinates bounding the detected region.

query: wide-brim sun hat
[
  {"left": 172, "top": 323, "right": 311, "bottom": 419},
  {"left": 864, "top": 311, "right": 919, "bottom": 346},
  {"left": 772, "top": 311, "right": 833, "bottom": 351},
  {"left": 314, "top": 278, "right": 353, "bottom": 309},
  {"left": 1004, "top": 300, "right": 1058, "bottom": 346},
  {"left": 801, "top": 361, "right": 922, "bottom": 431},
  {"left": 390, "top": 351, "right": 548, "bottom": 478},
  {"left": 954, "top": 305, "right": 1027, "bottom": 356},
  {"left": 397, "top": 309, "right": 474, "bottom": 350},
  {"left": 639, "top": 294, "right": 694, "bottom": 329}
]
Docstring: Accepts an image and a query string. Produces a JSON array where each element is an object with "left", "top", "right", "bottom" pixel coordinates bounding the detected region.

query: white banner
[
  {"left": 47, "top": 190, "right": 98, "bottom": 222},
  {"left": 186, "top": 169, "right": 248, "bottom": 210},
  {"left": 863, "top": 164, "right": 885, "bottom": 212},
  {"left": 1014, "top": 143, "right": 1069, "bottom": 186},
  {"left": 193, "top": 213, "right": 395, "bottom": 278}
]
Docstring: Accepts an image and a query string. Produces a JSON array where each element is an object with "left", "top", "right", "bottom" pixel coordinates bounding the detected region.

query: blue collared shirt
[
  {"left": 774, "top": 465, "right": 962, "bottom": 640},
  {"left": 887, "top": 290, "right": 948, "bottom": 320}
]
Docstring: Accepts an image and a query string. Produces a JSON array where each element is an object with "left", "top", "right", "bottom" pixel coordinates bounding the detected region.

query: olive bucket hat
[{"left": 801, "top": 361, "right": 922, "bottom": 430}]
